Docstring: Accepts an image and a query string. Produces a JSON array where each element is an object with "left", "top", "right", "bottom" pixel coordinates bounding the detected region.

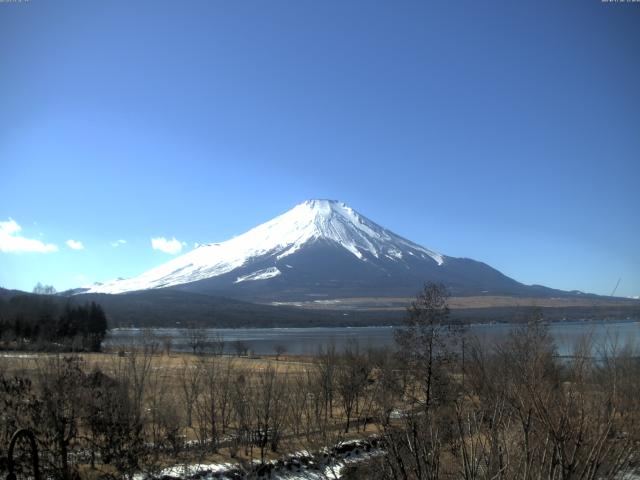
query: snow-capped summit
[
  {"left": 86, "top": 199, "right": 443, "bottom": 295},
  {"left": 249, "top": 199, "right": 444, "bottom": 265},
  {"left": 84, "top": 200, "right": 529, "bottom": 299}
]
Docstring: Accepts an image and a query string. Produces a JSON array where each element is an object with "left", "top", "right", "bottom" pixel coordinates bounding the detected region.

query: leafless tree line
[
  {"left": 0, "top": 337, "right": 384, "bottom": 478},
  {"left": 1, "top": 284, "right": 639, "bottom": 479},
  {"left": 370, "top": 284, "right": 640, "bottom": 480}
]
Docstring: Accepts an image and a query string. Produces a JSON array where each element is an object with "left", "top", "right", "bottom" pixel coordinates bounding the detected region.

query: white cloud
[
  {"left": 151, "top": 237, "right": 186, "bottom": 255},
  {"left": 110, "top": 239, "right": 127, "bottom": 247},
  {"left": 0, "top": 219, "right": 21, "bottom": 235},
  {"left": 66, "top": 239, "right": 84, "bottom": 250},
  {"left": 0, "top": 218, "right": 58, "bottom": 253}
]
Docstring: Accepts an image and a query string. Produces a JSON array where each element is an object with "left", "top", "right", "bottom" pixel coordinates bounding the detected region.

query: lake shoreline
[{"left": 104, "top": 319, "right": 640, "bottom": 357}]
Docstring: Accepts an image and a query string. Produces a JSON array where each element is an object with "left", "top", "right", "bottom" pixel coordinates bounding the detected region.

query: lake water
[{"left": 103, "top": 320, "right": 640, "bottom": 356}]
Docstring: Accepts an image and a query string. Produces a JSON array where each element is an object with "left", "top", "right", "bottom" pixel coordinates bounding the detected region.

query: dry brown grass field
[
  {"left": 1, "top": 351, "right": 312, "bottom": 376},
  {"left": 270, "top": 294, "right": 640, "bottom": 310},
  {"left": 1, "top": 348, "right": 383, "bottom": 477}
]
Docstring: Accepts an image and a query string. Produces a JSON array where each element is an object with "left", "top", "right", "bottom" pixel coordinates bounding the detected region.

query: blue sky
[{"left": 1, "top": 0, "right": 639, "bottom": 297}]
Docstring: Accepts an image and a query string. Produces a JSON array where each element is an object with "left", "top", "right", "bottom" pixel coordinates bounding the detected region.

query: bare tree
[
  {"left": 451, "top": 321, "right": 640, "bottom": 480},
  {"left": 217, "top": 356, "right": 235, "bottom": 435},
  {"left": 381, "top": 282, "right": 459, "bottom": 480},
  {"left": 274, "top": 344, "right": 287, "bottom": 361},
  {"left": 187, "top": 326, "right": 206, "bottom": 355},
  {"left": 84, "top": 366, "right": 148, "bottom": 479},
  {"left": 252, "top": 364, "right": 289, "bottom": 461},
  {"left": 336, "top": 341, "right": 370, "bottom": 433},
  {"left": 317, "top": 342, "right": 338, "bottom": 431},
  {"left": 210, "top": 332, "right": 225, "bottom": 355},
  {"left": 178, "top": 358, "right": 202, "bottom": 428},
  {"left": 233, "top": 340, "right": 249, "bottom": 357},
  {"left": 104, "top": 344, "right": 155, "bottom": 477},
  {"left": 395, "top": 282, "right": 458, "bottom": 411},
  {"left": 194, "top": 355, "right": 235, "bottom": 451},
  {"left": 145, "top": 357, "right": 182, "bottom": 464},
  {"left": 230, "top": 369, "right": 251, "bottom": 457},
  {"left": 35, "top": 356, "right": 84, "bottom": 479},
  {"left": 160, "top": 335, "right": 173, "bottom": 356},
  {"left": 33, "top": 282, "right": 57, "bottom": 295}
]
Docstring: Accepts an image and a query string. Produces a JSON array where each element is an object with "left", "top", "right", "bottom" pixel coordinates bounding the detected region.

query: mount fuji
[{"left": 83, "top": 199, "right": 558, "bottom": 301}]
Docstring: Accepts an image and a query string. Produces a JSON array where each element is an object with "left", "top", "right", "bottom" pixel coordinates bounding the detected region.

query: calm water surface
[{"left": 104, "top": 320, "right": 640, "bottom": 356}]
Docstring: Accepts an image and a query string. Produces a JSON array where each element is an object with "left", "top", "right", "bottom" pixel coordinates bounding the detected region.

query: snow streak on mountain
[{"left": 87, "top": 200, "right": 446, "bottom": 295}]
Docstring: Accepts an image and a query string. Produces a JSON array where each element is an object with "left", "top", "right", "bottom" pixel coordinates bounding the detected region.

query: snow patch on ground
[
  {"left": 133, "top": 462, "right": 235, "bottom": 480},
  {"left": 134, "top": 437, "right": 382, "bottom": 480}
]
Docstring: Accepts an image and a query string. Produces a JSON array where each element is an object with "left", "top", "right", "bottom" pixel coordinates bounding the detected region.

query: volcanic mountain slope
[{"left": 85, "top": 199, "right": 566, "bottom": 301}]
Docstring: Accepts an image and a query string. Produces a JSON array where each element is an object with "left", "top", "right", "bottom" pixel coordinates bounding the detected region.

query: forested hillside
[{"left": 0, "top": 289, "right": 108, "bottom": 351}]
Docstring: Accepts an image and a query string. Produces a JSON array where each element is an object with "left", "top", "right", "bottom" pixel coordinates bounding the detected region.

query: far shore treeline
[
  {"left": 0, "top": 291, "right": 108, "bottom": 352},
  {"left": 1, "top": 285, "right": 639, "bottom": 351}
]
